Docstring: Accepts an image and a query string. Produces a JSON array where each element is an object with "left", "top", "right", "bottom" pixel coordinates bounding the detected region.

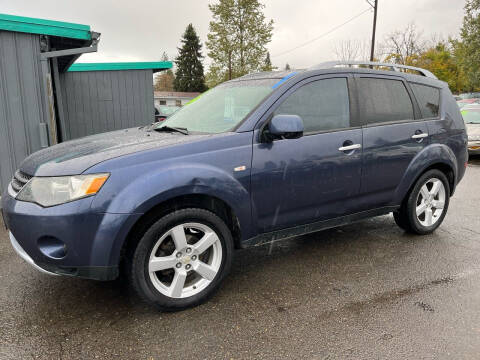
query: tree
[
  {"left": 206, "top": 0, "right": 274, "bottom": 86},
  {"left": 285, "top": 63, "right": 291, "bottom": 70},
  {"left": 333, "top": 39, "right": 372, "bottom": 62},
  {"left": 414, "top": 42, "right": 466, "bottom": 94},
  {"left": 174, "top": 24, "right": 207, "bottom": 92},
  {"left": 261, "top": 52, "right": 274, "bottom": 71},
  {"left": 381, "top": 23, "right": 426, "bottom": 65},
  {"left": 154, "top": 52, "right": 175, "bottom": 92},
  {"left": 334, "top": 40, "right": 361, "bottom": 62},
  {"left": 454, "top": 0, "right": 480, "bottom": 91}
]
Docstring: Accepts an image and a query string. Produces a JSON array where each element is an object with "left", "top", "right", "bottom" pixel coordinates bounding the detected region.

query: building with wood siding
[{"left": 0, "top": 13, "right": 172, "bottom": 195}]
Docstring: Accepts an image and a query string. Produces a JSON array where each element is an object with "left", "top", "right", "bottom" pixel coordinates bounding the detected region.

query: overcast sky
[{"left": 1, "top": 0, "right": 466, "bottom": 69}]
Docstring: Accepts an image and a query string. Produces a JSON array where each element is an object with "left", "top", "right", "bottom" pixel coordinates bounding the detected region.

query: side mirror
[{"left": 265, "top": 114, "right": 304, "bottom": 141}]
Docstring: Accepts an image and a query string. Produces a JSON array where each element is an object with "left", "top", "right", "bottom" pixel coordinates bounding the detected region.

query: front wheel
[
  {"left": 128, "top": 208, "right": 234, "bottom": 311},
  {"left": 394, "top": 169, "right": 450, "bottom": 235}
]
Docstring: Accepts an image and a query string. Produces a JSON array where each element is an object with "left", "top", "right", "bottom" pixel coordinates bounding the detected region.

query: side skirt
[{"left": 241, "top": 206, "right": 399, "bottom": 248}]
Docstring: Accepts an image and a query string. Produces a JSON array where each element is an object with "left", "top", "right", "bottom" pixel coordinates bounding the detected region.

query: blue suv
[{"left": 1, "top": 61, "right": 468, "bottom": 311}]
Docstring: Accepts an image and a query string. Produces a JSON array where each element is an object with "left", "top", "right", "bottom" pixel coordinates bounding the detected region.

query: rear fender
[{"left": 393, "top": 144, "right": 457, "bottom": 204}]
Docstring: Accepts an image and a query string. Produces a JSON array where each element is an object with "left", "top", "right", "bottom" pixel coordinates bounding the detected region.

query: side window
[
  {"left": 358, "top": 78, "right": 414, "bottom": 124},
  {"left": 274, "top": 78, "right": 350, "bottom": 133},
  {"left": 410, "top": 83, "right": 440, "bottom": 118}
]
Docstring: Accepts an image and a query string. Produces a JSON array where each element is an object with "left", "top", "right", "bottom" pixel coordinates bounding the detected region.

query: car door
[
  {"left": 356, "top": 75, "right": 429, "bottom": 207},
  {"left": 250, "top": 75, "right": 364, "bottom": 233}
]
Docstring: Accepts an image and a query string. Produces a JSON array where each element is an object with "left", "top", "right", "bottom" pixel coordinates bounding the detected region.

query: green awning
[
  {"left": 68, "top": 62, "right": 173, "bottom": 72},
  {"left": 0, "top": 13, "right": 91, "bottom": 40}
]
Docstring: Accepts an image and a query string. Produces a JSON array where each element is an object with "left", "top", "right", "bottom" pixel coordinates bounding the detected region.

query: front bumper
[
  {"left": 9, "top": 231, "right": 58, "bottom": 276},
  {"left": 1, "top": 190, "right": 139, "bottom": 281},
  {"left": 10, "top": 229, "right": 118, "bottom": 280}
]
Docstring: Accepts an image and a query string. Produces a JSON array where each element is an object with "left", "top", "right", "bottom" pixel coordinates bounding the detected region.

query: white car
[{"left": 462, "top": 104, "right": 480, "bottom": 155}]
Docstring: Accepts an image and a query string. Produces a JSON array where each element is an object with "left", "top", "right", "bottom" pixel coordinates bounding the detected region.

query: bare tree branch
[
  {"left": 381, "top": 23, "right": 426, "bottom": 64},
  {"left": 333, "top": 39, "right": 374, "bottom": 62}
]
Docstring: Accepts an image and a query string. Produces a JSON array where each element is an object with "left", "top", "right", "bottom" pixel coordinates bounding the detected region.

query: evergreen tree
[
  {"left": 285, "top": 63, "right": 291, "bottom": 70},
  {"left": 154, "top": 52, "right": 175, "bottom": 92},
  {"left": 174, "top": 24, "right": 207, "bottom": 92},
  {"left": 261, "top": 52, "right": 273, "bottom": 71},
  {"left": 206, "top": 0, "right": 274, "bottom": 86}
]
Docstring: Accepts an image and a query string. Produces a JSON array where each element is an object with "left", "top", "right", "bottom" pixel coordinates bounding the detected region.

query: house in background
[{"left": 154, "top": 91, "right": 200, "bottom": 107}]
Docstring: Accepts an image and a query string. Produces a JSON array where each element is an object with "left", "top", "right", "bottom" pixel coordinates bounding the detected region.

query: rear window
[
  {"left": 411, "top": 83, "right": 440, "bottom": 118},
  {"left": 358, "top": 78, "right": 414, "bottom": 125}
]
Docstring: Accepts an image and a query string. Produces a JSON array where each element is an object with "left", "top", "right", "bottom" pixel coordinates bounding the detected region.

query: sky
[{"left": 0, "top": 0, "right": 467, "bottom": 70}]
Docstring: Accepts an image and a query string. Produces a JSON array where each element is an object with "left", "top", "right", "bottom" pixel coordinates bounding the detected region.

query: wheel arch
[
  {"left": 119, "top": 193, "right": 243, "bottom": 273},
  {"left": 394, "top": 144, "right": 458, "bottom": 205}
]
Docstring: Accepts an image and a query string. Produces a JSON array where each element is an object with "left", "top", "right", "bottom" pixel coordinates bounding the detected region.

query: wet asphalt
[{"left": 1, "top": 157, "right": 480, "bottom": 360}]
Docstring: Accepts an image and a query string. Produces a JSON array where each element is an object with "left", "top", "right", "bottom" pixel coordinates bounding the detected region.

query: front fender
[
  {"left": 91, "top": 162, "right": 253, "bottom": 237},
  {"left": 393, "top": 143, "right": 458, "bottom": 204}
]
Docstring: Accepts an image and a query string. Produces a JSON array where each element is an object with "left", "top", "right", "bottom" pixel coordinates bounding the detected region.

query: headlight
[{"left": 17, "top": 173, "right": 109, "bottom": 207}]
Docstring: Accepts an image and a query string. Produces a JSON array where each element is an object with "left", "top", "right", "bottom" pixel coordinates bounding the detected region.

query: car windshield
[
  {"left": 461, "top": 108, "right": 480, "bottom": 124},
  {"left": 153, "top": 79, "right": 277, "bottom": 133}
]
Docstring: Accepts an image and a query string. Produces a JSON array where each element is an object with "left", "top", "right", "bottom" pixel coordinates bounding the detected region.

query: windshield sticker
[{"left": 272, "top": 72, "right": 297, "bottom": 89}]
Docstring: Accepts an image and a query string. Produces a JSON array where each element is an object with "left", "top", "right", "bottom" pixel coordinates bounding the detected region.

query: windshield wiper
[{"left": 153, "top": 125, "right": 189, "bottom": 135}]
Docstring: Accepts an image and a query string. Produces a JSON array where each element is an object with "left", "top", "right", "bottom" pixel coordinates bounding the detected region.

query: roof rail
[{"left": 310, "top": 61, "right": 438, "bottom": 79}]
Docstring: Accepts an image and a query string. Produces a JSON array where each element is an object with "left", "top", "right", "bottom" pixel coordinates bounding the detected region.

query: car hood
[
  {"left": 19, "top": 127, "right": 210, "bottom": 176},
  {"left": 467, "top": 123, "right": 480, "bottom": 135}
]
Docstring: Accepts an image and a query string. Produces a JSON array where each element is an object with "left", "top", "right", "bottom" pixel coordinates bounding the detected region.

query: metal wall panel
[
  {"left": 0, "top": 31, "right": 46, "bottom": 193},
  {"left": 59, "top": 69, "right": 154, "bottom": 140}
]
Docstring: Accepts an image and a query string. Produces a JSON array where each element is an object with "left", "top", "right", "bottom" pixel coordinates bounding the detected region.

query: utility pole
[{"left": 368, "top": 0, "right": 378, "bottom": 61}]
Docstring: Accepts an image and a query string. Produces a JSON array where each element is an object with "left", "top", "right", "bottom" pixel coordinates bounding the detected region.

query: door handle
[
  {"left": 338, "top": 144, "right": 362, "bottom": 152},
  {"left": 411, "top": 133, "right": 428, "bottom": 139}
]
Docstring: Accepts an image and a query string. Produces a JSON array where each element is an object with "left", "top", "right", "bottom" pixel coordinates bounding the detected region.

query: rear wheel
[
  {"left": 394, "top": 169, "right": 450, "bottom": 235},
  {"left": 128, "top": 208, "right": 234, "bottom": 311}
]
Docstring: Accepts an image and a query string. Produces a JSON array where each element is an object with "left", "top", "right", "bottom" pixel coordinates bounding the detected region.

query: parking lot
[{"left": 0, "top": 157, "right": 479, "bottom": 359}]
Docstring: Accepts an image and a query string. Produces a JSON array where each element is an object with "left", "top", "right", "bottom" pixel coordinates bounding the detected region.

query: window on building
[
  {"left": 358, "top": 78, "right": 414, "bottom": 124},
  {"left": 274, "top": 78, "right": 351, "bottom": 133},
  {"left": 410, "top": 83, "right": 440, "bottom": 118},
  {"left": 175, "top": 100, "right": 182, "bottom": 107},
  {"left": 159, "top": 100, "right": 167, "bottom": 105}
]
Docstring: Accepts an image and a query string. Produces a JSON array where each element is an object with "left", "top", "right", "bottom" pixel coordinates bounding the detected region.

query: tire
[
  {"left": 394, "top": 169, "right": 450, "bottom": 235},
  {"left": 128, "top": 208, "right": 234, "bottom": 311}
]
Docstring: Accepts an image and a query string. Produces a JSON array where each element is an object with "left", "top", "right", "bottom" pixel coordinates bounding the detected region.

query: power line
[{"left": 272, "top": 8, "right": 372, "bottom": 58}]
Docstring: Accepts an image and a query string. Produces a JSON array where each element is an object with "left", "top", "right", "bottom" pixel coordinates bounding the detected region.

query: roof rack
[{"left": 310, "top": 61, "right": 437, "bottom": 79}]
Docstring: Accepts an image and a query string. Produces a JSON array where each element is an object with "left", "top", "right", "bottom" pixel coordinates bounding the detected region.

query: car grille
[{"left": 10, "top": 170, "right": 32, "bottom": 194}]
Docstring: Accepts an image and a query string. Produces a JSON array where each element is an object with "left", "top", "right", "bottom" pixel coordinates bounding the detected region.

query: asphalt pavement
[{"left": 1, "top": 157, "right": 480, "bottom": 360}]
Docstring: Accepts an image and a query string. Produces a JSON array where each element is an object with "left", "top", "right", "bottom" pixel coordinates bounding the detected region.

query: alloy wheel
[
  {"left": 415, "top": 178, "right": 446, "bottom": 227},
  {"left": 148, "top": 222, "right": 222, "bottom": 298}
]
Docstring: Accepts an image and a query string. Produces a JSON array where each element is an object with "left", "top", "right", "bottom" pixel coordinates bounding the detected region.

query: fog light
[{"left": 37, "top": 236, "right": 67, "bottom": 259}]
